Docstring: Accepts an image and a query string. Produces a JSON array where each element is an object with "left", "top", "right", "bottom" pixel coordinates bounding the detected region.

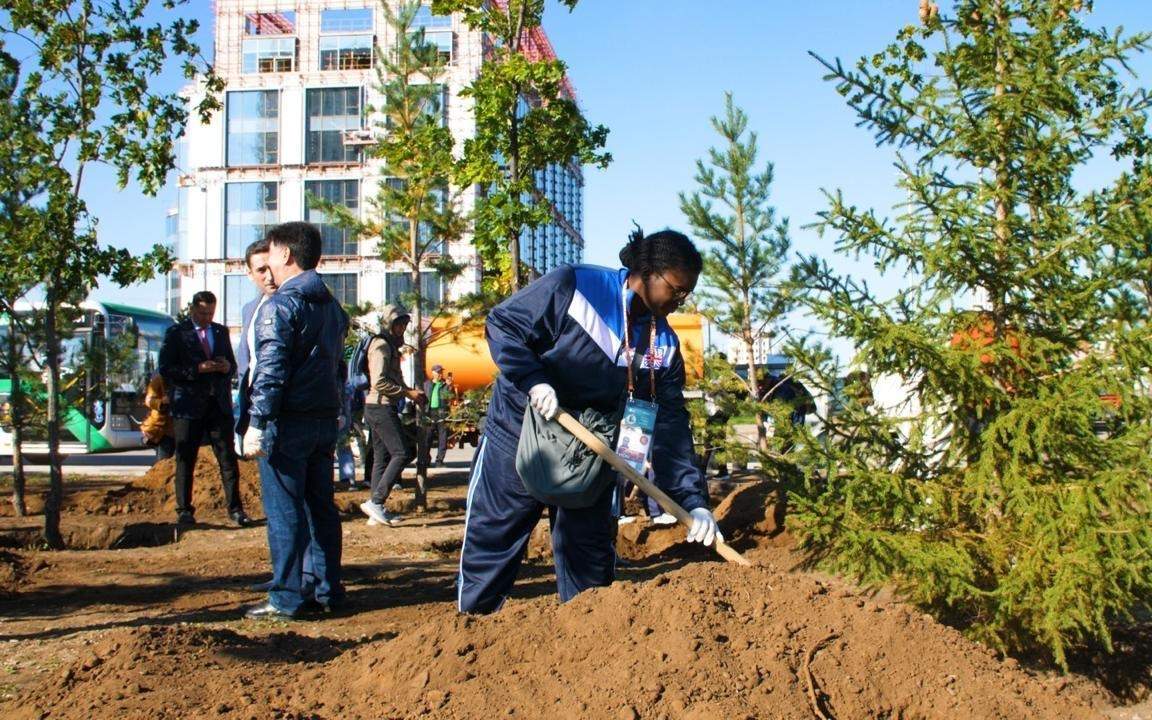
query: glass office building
[{"left": 172, "top": 1, "right": 586, "bottom": 326}]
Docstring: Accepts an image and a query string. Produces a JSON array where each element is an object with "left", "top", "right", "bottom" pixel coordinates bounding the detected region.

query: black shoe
[
  {"left": 299, "top": 599, "right": 331, "bottom": 615},
  {"left": 177, "top": 512, "right": 195, "bottom": 526},
  {"left": 244, "top": 602, "right": 297, "bottom": 621},
  {"left": 247, "top": 579, "right": 274, "bottom": 593},
  {"left": 230, "top": 511, "right": 252, "bottom": 527},
  {"left": 300, "top": 598, "right": 346, "bottom": 616}
]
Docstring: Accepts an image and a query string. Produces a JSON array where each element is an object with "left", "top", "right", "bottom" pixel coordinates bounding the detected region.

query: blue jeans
[
  {"left": 258, "top": 417, "right": 344, "bottom": 614},
  {"left": 336, "top": 439, "right": 356, "bottom": 483}
]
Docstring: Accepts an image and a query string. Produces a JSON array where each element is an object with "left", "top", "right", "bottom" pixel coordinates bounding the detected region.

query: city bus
[{"left": 0, "top": 301, "right": 175, "bottom": 457}]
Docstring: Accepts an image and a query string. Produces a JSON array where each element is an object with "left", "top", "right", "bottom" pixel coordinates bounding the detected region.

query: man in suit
[
  {"left": 235, "top": 238, "right": 279, "bottom": 444},
  {"left": 158, "top": 290, "right": 250, "bottom": 527}
]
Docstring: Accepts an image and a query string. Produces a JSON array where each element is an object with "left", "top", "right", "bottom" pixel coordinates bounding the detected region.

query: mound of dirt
[
  {"left": 0, "top": 549, "right": 27, "bottom": 597},
  {"left": 10, "top": 625, "right": 348, "bottom": 720},
  {"left": 712, "top": 479, "right": 793, "bottom": 550},
  {"left": 16, "top": 563, "right": 1103, "bottom": 719},
  {"left": 64, "top": 448, "right": 263, "bottom": 520},
  {"left": 335, "top": 563, "right": 1102, "bottom": 719},
  {"left": 530, "top": 480, "right": 788, "bottom": 564}
]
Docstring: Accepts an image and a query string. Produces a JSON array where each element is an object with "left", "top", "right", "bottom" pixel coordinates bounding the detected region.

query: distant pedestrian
[
  {"left": 359, "top": 305, "right": 425, "bottom": 527},
  {"left": 243, "top": 221, "right": 349, "bottom": 620},
  {"left": 158, "top": 291, "right": 250, "bottom": 527},
  {"left": 336, "top": 377, "right": 359, "bottom": 485},
  {"left": 140, "top": 373, "right": 175, "bottom": 462},
  {"left": 424, "top": 364, "right": 451, "bottom": 467}
]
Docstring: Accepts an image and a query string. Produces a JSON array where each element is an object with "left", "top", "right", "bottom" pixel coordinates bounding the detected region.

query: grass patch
[
  {"left": 0, "top": 473, "right": 107, "bottom": 491},
  {"left": 0, "top": 473, "right": 52, "bottom": 492}
]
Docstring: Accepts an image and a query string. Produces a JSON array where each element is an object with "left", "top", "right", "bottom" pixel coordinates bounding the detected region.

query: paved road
[
  {"left": 0, "top": 449, "right": 157, "bottom": 477},
  {"left": 0, "top": 446, "right": 480, "bottom": 478}
]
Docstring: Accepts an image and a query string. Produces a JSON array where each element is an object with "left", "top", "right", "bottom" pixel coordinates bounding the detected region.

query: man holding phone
[{"left": 158, "top": 290, "right": 250, "bottom": 527}]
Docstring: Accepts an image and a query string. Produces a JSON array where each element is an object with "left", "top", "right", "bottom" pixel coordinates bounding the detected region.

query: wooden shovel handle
[{"left": 554, "top": 410, "right": 751, "bottom": 567}]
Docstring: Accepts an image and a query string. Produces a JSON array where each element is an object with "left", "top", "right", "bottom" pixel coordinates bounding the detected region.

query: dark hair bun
[
  {"left": 618, "top": 225, "right": 702, "bottom": 277},
  {"left": 620, "top": 222, "right": 645, "bottom": 268}
]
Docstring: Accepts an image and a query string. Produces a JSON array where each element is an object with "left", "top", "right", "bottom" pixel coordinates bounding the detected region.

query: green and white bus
[{"left": 0, "top": 301, "right": 175, "bottom": 456}]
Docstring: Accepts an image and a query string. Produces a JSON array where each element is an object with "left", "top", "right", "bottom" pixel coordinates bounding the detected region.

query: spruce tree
[
  {"left": 790, "top": 0, "right": 1152, "bottom": 666},
  {"left": 680, "top": 93, "right": 792, "bottom": 446}
]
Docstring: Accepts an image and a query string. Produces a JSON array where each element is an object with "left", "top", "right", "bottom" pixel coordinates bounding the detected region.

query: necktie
[{"left": 198, "top": 327, "right": 213, "bottom": 358}]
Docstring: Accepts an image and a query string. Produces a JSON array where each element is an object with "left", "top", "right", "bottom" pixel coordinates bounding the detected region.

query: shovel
[{"left": 554, "top": 410, "right": 752, "bottom": 566}]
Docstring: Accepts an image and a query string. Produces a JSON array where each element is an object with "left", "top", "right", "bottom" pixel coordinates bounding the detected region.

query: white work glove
[
  {"left": 528, "top": 383, "right": 559, "bottom": 421},
  {"left": 686, "top": 508, "right": 722, "bottom": 547},
  {"left": 242, "top": 428, "right": 266, "bottom": 459}
]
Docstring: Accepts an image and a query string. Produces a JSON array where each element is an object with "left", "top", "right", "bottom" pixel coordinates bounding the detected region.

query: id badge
[{"left": 615, "top": 398, "right": 658, "bottom": 474}]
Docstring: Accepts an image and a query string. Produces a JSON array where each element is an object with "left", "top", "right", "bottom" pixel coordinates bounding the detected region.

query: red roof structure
[{"left": 489, "top": 0, "right": 577, "bottom": 101}]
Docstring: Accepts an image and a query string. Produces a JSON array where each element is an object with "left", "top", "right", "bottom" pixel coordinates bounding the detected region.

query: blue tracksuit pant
[{"left": 457, "top": 434, "right": 617, "bottom": 613}]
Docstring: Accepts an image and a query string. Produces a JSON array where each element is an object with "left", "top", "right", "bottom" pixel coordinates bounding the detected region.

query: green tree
[
  {"left": 372, "top": 0, "right": 465, "bottom": 377},
  {"left": 0, "top": 50, "right": 54, "bottom": 516},
  {"left": 314, "top": 0, "right": 466, "bottom": 508},
  {"left": 790, "top": 0, "right": 1152, "bottom": 667},
  {"left": 680, "top": 93, "right": 792, "bottom": 445},
  {"left": 432, "top": 0, "right": 610, "bottom": 291},
  {"left": 0, "top": 1, "right": 220, "bottom": 546}
]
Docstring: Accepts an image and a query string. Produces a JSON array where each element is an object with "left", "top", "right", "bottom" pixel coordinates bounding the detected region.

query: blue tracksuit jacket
[{"left": 483, "top": 263, "right": 707, "bottom": 513}]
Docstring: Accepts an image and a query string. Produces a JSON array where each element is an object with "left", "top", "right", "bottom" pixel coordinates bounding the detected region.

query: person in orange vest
[{"left": 141, "top": 373, "right": 175, "bottom": 462}]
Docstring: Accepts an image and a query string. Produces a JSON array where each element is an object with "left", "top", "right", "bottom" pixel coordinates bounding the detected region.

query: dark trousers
[
  {"left": 154, "top": 435, "right": 176, "bottom": 462},
  {"left": 457, "top": 434, "right": 616, "bottom": 614},
  {"left": 173, "top": 404, "right": 242, "bottom": 517},
  {"left": 619, "top": 480, "right": 662, "bottom": 518},
  {"left": 364, "top": 403, "right": 411, "bottom": 505},
  {"left": 258, "top": 417, "right": 343, "bottom": 614},
  {"left": 427, "top": 408, "right": 448, "bottom": 463}
]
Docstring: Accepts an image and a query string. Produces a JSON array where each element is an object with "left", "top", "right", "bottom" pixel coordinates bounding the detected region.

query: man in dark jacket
[
  {"left": 158, "top": 290, "right": 249, "bottom": 526},
  {"left": 242, "top": 221, "right": 349, "bottom": 620}
]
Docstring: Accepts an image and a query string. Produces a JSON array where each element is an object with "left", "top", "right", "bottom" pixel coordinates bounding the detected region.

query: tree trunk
[
  {"left": 7, "top": 319, "right": 27, "bottom": 516},
  {"left": 987, "top": 0, "right": 1012, "bottom": 333},
  {"left": 508, "top": 2, "right": 526, "bottom": 289},
  {"left": 743, "top": 300, "right": 768, "bottom": 451},
  {"left": 508, "top": 98, "right": 522, "bottom": 292},
  {"left": 42, "top": 287, "right": 64, "bottom": 548},
  {"left": 410, "top": 220, "right": 428, "bottom": 510}
]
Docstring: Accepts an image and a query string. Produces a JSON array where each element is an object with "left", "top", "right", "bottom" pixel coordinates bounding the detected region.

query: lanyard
[{"left": 621, "top": 283, "right": 657, "bottom": 400}]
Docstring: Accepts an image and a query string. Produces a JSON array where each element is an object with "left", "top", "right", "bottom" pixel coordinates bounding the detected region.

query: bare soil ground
[{"left": 0, "top": 452, "right": 1148, "bottom": 719}]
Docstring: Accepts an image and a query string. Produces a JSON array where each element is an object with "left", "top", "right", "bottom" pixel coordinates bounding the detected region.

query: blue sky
[{"left": 88, "top": 0, "right": 1152, "bottom": 350}]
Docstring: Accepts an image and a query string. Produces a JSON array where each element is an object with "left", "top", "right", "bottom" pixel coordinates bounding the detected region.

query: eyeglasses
[{"left": 657, "top": 271, "right": 693, "bottom": 301}]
